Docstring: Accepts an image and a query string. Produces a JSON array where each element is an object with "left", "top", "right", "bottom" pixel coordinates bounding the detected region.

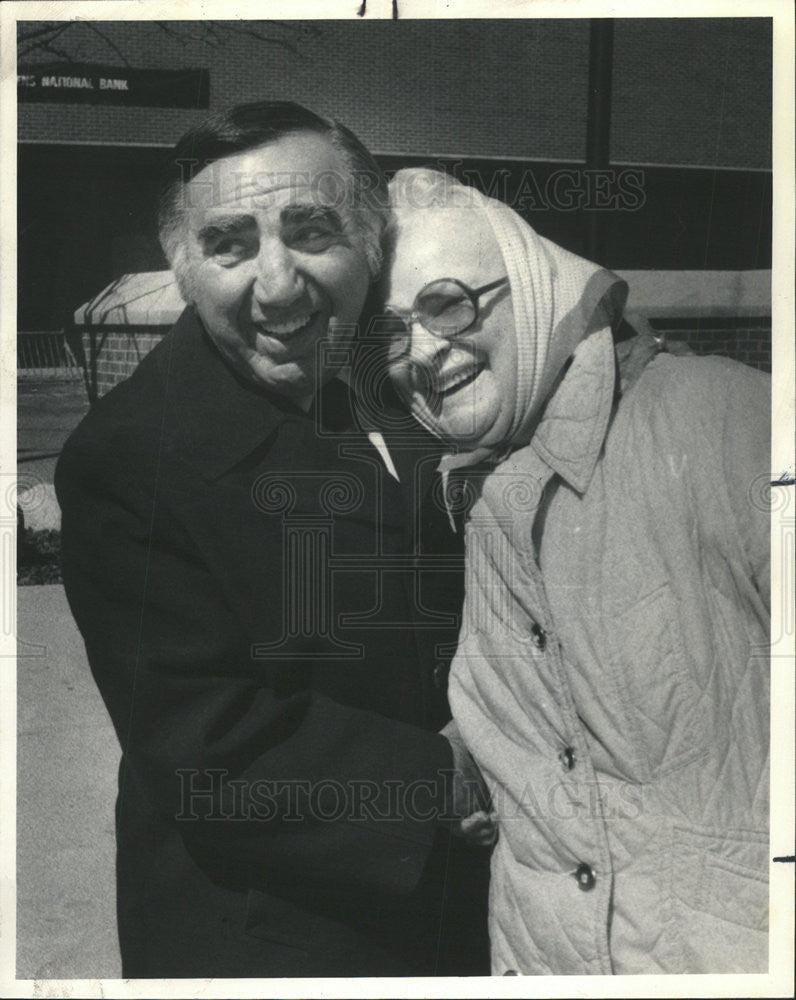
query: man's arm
[{"left": 56, "top": 425, "right": 458, "bottom": 902}]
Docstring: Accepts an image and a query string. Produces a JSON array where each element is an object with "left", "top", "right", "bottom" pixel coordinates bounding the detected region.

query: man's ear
[{"left": 170, "top": 254, "right": 196, "bottom": 305}]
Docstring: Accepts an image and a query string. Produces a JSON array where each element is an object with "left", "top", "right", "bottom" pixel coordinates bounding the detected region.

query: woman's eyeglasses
[{"left": 382, "top": 276, "right": 509, "bottom": 361}]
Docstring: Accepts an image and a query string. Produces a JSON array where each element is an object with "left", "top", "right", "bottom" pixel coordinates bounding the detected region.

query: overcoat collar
[
  {"left": 157, "top": 307, "right": 452, "bottom": 505},
  {"left": 157, "top": 307, "right": 310, "bottom": 480}
]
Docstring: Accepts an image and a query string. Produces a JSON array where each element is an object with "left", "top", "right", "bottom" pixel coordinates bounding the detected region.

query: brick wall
[
  {"left": 652, "top": 319, "right": 772, "bottom": 373},
  {"left": 76, "top": 315, "right": 770, "bottom": 404},
  {"left": 79, "top": 329, "right": 166, "bottom": 398},
  {"left": 612, "top": 18, "right": 771, "bottom": 168},
  {"left": 18, "top": 17, "right": 771, "bottom": 168}
]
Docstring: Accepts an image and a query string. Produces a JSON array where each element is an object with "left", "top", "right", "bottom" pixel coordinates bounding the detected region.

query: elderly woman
[{"left": 380, "top": 168, "right": 770, "bottom": 975}]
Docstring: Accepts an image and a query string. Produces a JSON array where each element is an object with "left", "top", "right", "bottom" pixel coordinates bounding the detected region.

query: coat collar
[
  {"left": 158, "top": 307, "right": 453, "bottom": 492},
  {"left": 158, "top": 307, "right": 306, "bottom": 479},
  {"left": 528, "top": 326, "right": 617, "bottom": 494}
]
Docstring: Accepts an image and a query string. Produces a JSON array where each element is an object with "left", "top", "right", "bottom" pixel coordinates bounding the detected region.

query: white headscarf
[{"left": 387, "top": 169, "right": 628, "bottom": 471}]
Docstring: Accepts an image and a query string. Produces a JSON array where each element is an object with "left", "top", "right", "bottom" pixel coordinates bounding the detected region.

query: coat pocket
[
  {"left": 664, "top": 824, "right": 768, "bottom": 972},
  {"left": 607, "top": 583, "right": 708, "bottom": 782}
]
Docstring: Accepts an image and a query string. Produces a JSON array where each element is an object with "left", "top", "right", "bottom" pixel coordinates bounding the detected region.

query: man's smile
[{"left": 253, "top": 310, "right": 318, "bottom": 339}]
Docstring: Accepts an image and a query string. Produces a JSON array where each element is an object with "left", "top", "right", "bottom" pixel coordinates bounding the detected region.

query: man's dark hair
[{"left": 157, "top": 100, "right": 390, "bottom": 298}]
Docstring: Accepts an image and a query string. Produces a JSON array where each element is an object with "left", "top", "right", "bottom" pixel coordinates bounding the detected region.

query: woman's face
[{"left": 382, "top": 208, "right": 518, "bottom": 449}]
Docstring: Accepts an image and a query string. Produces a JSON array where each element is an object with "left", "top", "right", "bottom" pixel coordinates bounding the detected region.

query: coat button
[
  {"left": 574, "top": 863, "right": 596, "bottom": 891},
  {"left": 432, "top": 663, "right": 448, "bottom": 689},
  {"left": 559, "top": 746, "right": 576, "bottom": 771},
  {"left": 503, "top": 969, "right": 518, "bottom": 975},
  {"left": 530, "top": 623, "right": 546, "bottom": 650}
]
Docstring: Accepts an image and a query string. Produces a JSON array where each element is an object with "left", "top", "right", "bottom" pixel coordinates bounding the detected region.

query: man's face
[
  {"left": 182, "top": 131, "right": 372, "bottom": 398},
  {"left": 383, "top": 207, "right": 517, "bottom": 448}
]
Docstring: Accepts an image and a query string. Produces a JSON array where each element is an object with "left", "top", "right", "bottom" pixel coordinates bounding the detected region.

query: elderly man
[{"left": 55, "top": 103, "right": 490, "bottom": 978}]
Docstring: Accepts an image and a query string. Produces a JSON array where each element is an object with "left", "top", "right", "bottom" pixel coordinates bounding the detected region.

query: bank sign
[{"left": 18, "top": 63, "right": 209, "bottom": 108}]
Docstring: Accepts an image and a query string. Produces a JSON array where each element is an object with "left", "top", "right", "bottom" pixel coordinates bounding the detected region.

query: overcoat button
[
  {"left": 530, "top": 623, "right": 546, "bottom": 650},
  {"left": 559, "top": 746, "right": 576, "bottom": 771},
  {"left": 432, "top": 663, "right": 448, "bottom": 689},
  {"left": 574, "top": 862, "right": 596, "bottom": 891},
  {"left": 503, "top": 969, "right": 518, "bottom": 975}
]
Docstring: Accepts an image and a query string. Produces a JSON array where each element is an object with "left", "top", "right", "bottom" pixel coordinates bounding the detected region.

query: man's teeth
[{"left": 256, "top": 313, "right": 313, "bottom": 336}]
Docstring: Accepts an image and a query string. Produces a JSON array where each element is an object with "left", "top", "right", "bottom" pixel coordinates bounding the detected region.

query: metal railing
[{"left": 17, "top": 331, "right": 82, "bottom": 379}]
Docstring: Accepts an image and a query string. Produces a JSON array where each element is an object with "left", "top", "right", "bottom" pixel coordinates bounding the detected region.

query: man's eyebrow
[
  {"left": 197, "top": 215, "right": 256, "bottom": 241},
  {"left": 280, "top": 205, "right": 344, "bottom": 228}
]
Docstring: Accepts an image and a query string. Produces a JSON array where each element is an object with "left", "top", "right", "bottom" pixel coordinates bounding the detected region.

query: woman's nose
[
  {"left": 252, "top": 241, "right": 305, "bottom": 306},
  {"left": 407, "top": 321, "right": 450, "bottom": 364}
]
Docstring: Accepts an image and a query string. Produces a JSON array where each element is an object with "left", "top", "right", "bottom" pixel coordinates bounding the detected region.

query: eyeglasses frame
[{"left": 384, "top": 274, "right": 509, "bottom": 358}]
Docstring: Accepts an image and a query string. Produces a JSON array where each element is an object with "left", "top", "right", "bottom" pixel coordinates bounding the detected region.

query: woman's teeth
[{"left": 438, "top": 364, "right": 483, "bottom": 394}]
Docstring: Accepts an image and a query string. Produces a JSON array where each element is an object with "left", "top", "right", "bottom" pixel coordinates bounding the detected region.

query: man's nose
[{"left": 251, "top": 241, "right": 305, "bottom": 306}]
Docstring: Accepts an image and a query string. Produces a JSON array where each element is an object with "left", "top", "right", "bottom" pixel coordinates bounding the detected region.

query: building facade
[{"left": 18, "top": 17, "right": 773, "bottom": 370}]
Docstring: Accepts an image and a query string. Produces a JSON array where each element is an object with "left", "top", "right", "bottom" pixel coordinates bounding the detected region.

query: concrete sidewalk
[
  {"left": 17, "top": 585, "right": 121, "bottom": 979},
  {"left": 18, "top": 377, "right": 90, "bottom": 482},
  {"left": 18, "top": 376, "right": 90, "bottom": 530}
]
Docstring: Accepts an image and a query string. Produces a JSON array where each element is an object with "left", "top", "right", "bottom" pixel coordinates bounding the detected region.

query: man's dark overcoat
[{"left": 55, "top": 307, "right": 489, "bottom": 978}]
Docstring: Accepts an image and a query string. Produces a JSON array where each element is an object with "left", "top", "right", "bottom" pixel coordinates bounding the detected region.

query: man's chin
[{"left": 235, "top": 357, "right": 311, "bottom": 398}]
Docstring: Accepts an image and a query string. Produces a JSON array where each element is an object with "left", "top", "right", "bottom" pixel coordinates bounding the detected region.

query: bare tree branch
[
  {"left": 298, "top": 24, "right": 324, "bottom": 40},
  {"left": 18, "top": 23, "right": 72, "bottom": 60},
  {"left": 225, "top": 22, "right": 307, "bottom": 55},
  {"left": 80, "top": 22, "right": 133, "bottom": 67},
  {"left": 19, "top": 18, "right": 321, "bottom": 64},
  {"left": 235, "top": 28, "right": 299, "bottom": 55},
  {"left": 266, "top": 20, "right": 323, "bottom": 38},
  {"left": 152, "top": 22, "right": 184, "bottom": 40},
  {"left": 19, "top": 39, "right": 73, "bottom": 62},
  {"left": 17, "top": 24, "right": 69, "bottom": 43},
  {"left": 203, "top": 22, "right": 227, "bottom": 48},
  {"left": 153, "top": 22, "right": 210, "bottom": 45}
]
